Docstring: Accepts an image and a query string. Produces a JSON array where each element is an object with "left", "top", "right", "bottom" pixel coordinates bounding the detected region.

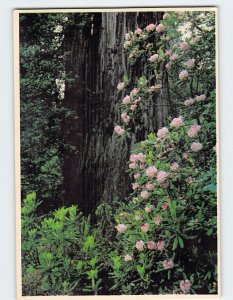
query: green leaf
[
  {"left": 173, "top": 236, "right": 178, "bottom": 250},
  {"left": 178, "top": 236, "right": 184, "bottom": 248},
  {"left": 203, "top": 184, "right": 216, "bottom": 193}
]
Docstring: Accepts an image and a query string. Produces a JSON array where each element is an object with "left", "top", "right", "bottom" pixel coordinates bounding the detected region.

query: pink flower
[
  {"left": 114, "top": 125, "right": 125, "bottom": 135},
  {"left": 140, "top": 163, "right": 145, "bottom": 170},
  {"left": 156, "top": 23, "right": 165, "bottom": 33},
  {"left": 140, "top": 190, "right": 150, "bottom": 199},
  {"left": 163, "top": 13, "right": 170, "bottom": 20},
  {"left": 124, "top": 254, "right": 133, "bottom": 262},
  {"left": 146, "top": 183, "right": 155, "bottom": 191},
  {"left": 130, "top": 88, "right": 139, "bottom": 97},
  {"left": 195, "top": 94, "right": 206, "bottom": 102},
  {"left": 148, "top": 54, "right": 159, "bottom": 62},
  {"left": 162, "top": 202, "right": 169, "bottom": 210},
  {"left": 146, "top": 166, "right": 158, "bottom": 178},
  {"left": 141, "top": 223, "right": 149, "bottom": 233},
  {"left": 190, "top": 142, "right": 203, "bottom": 152},
  {"left": 146, "top": 23, "right": 156, "bottom": 32},
  {"left": 122, "top": 95, "right": 131, "bottom": 104},
  {"left": 179, "top": 42, "right": 189, "bottom": 52},
  {"left": 188, "top": 176, "right": 193, "bottom": 184},
  {"left": 165, "top": 63, "right": 170, "bottom": 69},
  {"left": 155, "top": 215, "right": 162, "bottom": 226},
  {"left": 171, "top": 116, "right": 184, "bottom": 128},
  {"left": 157, "top": 127, "right": 169, "bottom": 139},
  {"left": 157, "top": 240, "right": 165, "bottom": 251},
  {"left": 125, "top": 33, "right": 131, "bottom": 41},
  {"left": 187, "top": 124, "right": 201, "bottom": 138},
  {"left": 116, "top": 224, "right": 127, "bottom": 233},
  {"left": 184, "top": 58, "right": 195, "bottom": 68},
  {"left": 124, "top": 40, "right": 131, "bottom": 49},
  {"left": 134, "top": 97, "right": 141, "bottom": 103},
  {"left": 183, "top": 152, "right": 188, "bottom": 160},
  {"left": 117, "top": 82, "right": 125, "bottom": 90},
  {"left": 130, "top": 154, "right": 138, "bottom": 163},
  {"left": 134, "top": 28, "right": 142, "bottom": 35},
  {"left": 129, "top": 162, "right": 137, "bottom": 169},
  {"left": 170, "top": 162, "right": 179, "bottom": 171},
  {"left": 135, "top": 240, "right": 144, "bottom": 251},
  {"left": 134, "top": 173, "right": 140, "bottom": 179},
  {"left": 121, "top": 112, "right": 130, "bottom": 123},
  {"left": 130, "top": 104, "right": 137, "bottom": 111},
  {"left": 166, "top": 49, "right": 173, "bottom": 56},
  {"left": 148, "top": 86, "right": 156, "bottom": 93},
  {"left": 157, "top": 171, "right": 169, "bottom": 184},
  {"left": 145, "top": 205, "right": 155, "bottom": 213},
  {"left": 184, "top": 98, "right": 195, "bottom": 106},
  {"left": 180, "top": 280, "right": 192, "bottom": 294},
  {"left": 162, "top": 259, "right": 174, "bottom": 270},
  {"left": 132, "top": 183, "right": 140, "bottom": 190},
  {"left": 154, "top": 83, "right": 162, "bottom": 89},
  {"left": 136, "top": 152, "right": 146, "bottom": 163},
  {"left": 179, "top": 70, "right": 189, "bottom": 80},
  {"left": 147, "top": 241, "right": 157, "bottom": 250},
  {"left": 170, "top": 53, "right": 178, "bottom": 61}
]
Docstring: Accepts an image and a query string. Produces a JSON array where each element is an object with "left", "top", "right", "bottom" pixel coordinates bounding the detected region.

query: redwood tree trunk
[{"left": 62, "top": 12, "right": 172, "bottom": 214}]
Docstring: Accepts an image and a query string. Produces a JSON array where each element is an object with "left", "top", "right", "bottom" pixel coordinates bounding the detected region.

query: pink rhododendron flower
[
  {"left": 179, "top": 42, "right": 189, "bottom": 52},
  {"left": 132, "top": 183, "right": 140, "bottom": 190},
  {"left": 116, "top": 224, "right": 127, "bottom": 233},
  {"left": 183, "top": 152, "right": 188, "bottom": 160},
  {"left": 157, "top": 171, "right": 169, "bottom": 184},
  {"left": 170, "top": 162, "right": 179, "bottom": 171},
  {"left": 134, "top": 28, "right": 142, "bottom": 35},
  {"left": 130, "top": 88, "right": 139, "bottom": 97},
  {"left": 162, "top": 259, "right": 174, "bottom": 270},
  {"left": 117, "top": 82, "right": 125, "bottom": 90},
  {"left": 155, "top": 215, "right": 162, "bottom": 226},
  {"left": 129, "top": 162, "right": 137, "bottom": 169},
  {"left": 195, "top": 94, "right": 206, "bottom": 102},
  {"left": 180, "top": 280, "right": 192, "bottom": 294},
  {"left": 140, "top": 190, "right": 150, "bottom": 199},
  {"left": 135, "top": 240, "right": 144, "bottom": 251},
  {"left": 114, "top": 125, "right": 125, "bottom": 135},
  {"left": 122, "top": 95, "right": 131, "bottom": 104},
  {"left": 121, "top": 112, "right": 130, "bottom": 123},
  {"left": 124, "top": 40, "right": 131, "bottom": 49},
  {"left": 136, "top": 152, "right": 146, "bottom": 163},
  {"left": 187, "top": 124, "right": 201, "bottom": 138},
  {"left": 163, "top": 13, "right": 170, "bottom": 20},
  {"left": 188, "top": 176, "right": 194, "bottom": 184},
  {"left": 148, "top": 54, "right": 159, "bottom": 62},
  {"left": 157, "top": 240, "right": 165, "bottom": 251},
  {"left": 125, "top": 33, "right": 131, "bottom": 41},
  {"left": 157, "top": 127, "right": 169, "bottom": 139},
  {"left": 146, "top": 23, "right": 156, "bottom": 32},
  {"left": 124, "top": 254, "right": 133, "bottom": 262},
  {"left": 130, "top": 154, "right": 138, "bottom": 163},
  {"left": 170, "top": 53, "right": 178, "bottom": 61},
  {"left": 184, "top": 98, "right": 195, "bottom": 106},
  {"left": 166, "top": 49, "right": 173, "bottom": 56},
  {"left": 141, "top": 223, "right": 149, "bottom": 232},
  {"left": 171, "top": 116, "right": 184, "bottom": 128},
  {"left": 145, "top": 205, "right": 155, "bottom": 213},
  {"left": 162, "top": 202, "right": 169, "bottom": 210},
  {"left": 134, "top": 173, "right": 140, "bottom": 179},
  {"left": 165, "top": 63, "right": 171, "bottom": 69},
  {"left": 130, "top": 104, "right": 137, "bottom": 111},
  {"left": 146, "top": 166, "right": 158, "bottom": 178},
  {"left": 140, "top": 163, "right": 145, "bottom": 170},
  {"left": 156, "top": 23, "right": 165, "bottom": 33},
  {"left": 146, "top": 183, "right": 155, "bottom": 191},
  {"left": 190, "top": 142, "right": 203, "bottom": 152},
  {"left": 184, "top": 58, "right": 195, "bottom": 68},
  {"left": 134, "top": 97, "right": 141, "bottom": 103},
  {"left": 147, "top": 241, "right": 157, "bottom": 250},
  {"left": 179, "top": 70, "right": 189, "bottom": 80},
  {"left": 148, "top": 86, "right": 156, "bottom": 93}
]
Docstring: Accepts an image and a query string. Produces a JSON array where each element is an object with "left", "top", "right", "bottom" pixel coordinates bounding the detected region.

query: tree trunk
[{"left": 62, "top": 12, "right": 171, "bottom": 215}]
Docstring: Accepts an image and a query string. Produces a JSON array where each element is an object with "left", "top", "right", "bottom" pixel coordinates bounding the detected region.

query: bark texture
[{"left": 62, "top": 12, "right": 171, "bottom": 214}]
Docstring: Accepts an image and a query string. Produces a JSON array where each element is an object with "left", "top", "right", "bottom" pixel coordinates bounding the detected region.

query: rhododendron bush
[
  {"left": 112, "top": 11, "right": 217, "bottom": 295},
  {"left": 21, "top": 10, "right": 218, "bottom": 296}
]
